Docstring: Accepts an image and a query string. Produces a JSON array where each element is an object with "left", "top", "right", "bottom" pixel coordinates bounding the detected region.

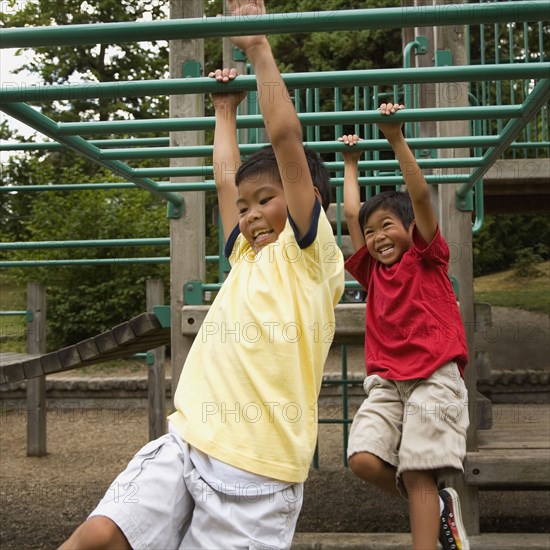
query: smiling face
[
  {"left": 363, "top": 208, "right": 412, "bottom": 266},
  {"left": 236, "top": 176, "right": 288, "bottom": 253}
]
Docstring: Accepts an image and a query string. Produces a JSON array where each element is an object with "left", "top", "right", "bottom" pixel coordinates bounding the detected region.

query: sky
[
  {"left": 0, "top": 0, "right": 168, "bottom": 162},
  {"left": 1, "top": 0, "right": 37, "bottom": 143}
]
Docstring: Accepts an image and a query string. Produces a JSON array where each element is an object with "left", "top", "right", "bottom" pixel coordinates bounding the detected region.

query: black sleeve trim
[
  {"left": 288, "top": 199, "right": 321, "bottom": 250},
  {"left": 224, "top": 224, "right": 241, "bottom": 260}
]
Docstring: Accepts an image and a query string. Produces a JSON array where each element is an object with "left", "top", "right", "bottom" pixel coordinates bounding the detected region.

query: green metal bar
[
  {"left": 0, "top": 137, "right": 169, "bottom": 151},
  {"left": 2, "top": 64, "right": 548, "bottom": 104},
  {"left": 2, "top": 2, "right": 545, "bottom": 49},
  {"left": 0, "top": 183, "right": 147, "bottom": 192},
  {"left": 1, "top": 174, "right": 470, "bottom": 194},
  {"left": 0, "top": 103, "right": 184, "bottom": 209},
  {"left": 0, "top": 238, "right": 169, "bottom": 250},
  {"left": 5, "top": 136, "right": 545, "bottom": 156},
  {"left": 132, "top": 157, "right": 484, "bottom": 178},
  {"left": 96, "top": 136, "right": 509, "bottom": 160},
  {"left": 9, "top": 136, "right": 547, "bottom": 160},
  {"left": 457, "top": 78, "right": 550, "bottom": 201},
  {"left": 469, "top": 93, "right": 485, "bottom": 234},
  {"left": 0, "top": 258, "right": 170, "bottom": 267},
  {"left": 509, "top": 142, "right": 550, "bottom": 149},
  {"left": 55, "top": 106, "right": 523, "bottom": 136},
  {"left": 0, "top": 310, "right": 27, "bottom": 316}
]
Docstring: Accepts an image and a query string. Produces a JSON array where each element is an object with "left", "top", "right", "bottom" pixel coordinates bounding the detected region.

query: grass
[
  {"left": 474, "top": 261, "right": 550, "bottom": 316},
  {"left": 0, "top": 276, "right": 27, "bottom": 353}
]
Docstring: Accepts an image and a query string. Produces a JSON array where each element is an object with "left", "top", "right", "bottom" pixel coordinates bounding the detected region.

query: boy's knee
[
  {"left": 59, "top": 516, "right": 130, "bottom": 550},
  {"left": 348, "top": 452, "right": 385, "bottom": 481}
]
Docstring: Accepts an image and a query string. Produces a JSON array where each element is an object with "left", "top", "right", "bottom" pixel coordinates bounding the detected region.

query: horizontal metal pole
[
  {"left": 333, "top": 175, "right": 472, "bottom": 185},
  {"left": 2, "top": 63, "right": 548, "bottom": 103},
  {"left": 0, "top": 257, "right": 171, "bottom": 267},
  {"left": 0, "top": 310, "right": 27, "bottom": 316},
  {"left": 0, "top": 182, "right": 147, "bottom": 192},
  {"left": 1, "top": 2, "right": 545, "bottom": 49},
  {"left": 0, "top": 102, "right": 183, "bottom": 207},
  {"left": 0, "top": 238, "right": 169, "bottom": 251},
  {"left": 0, "top": 173, "right": 471, "bottom": 194},
  {"left": 100, "top": 137, "right": 502, "bottom": 160},
  {"left": 4, "top": 136, "right": 547, "bottom": 154},
  {"left": 57, "top": 106, "right": 522, "bottom": 136},
  {"left": 133, "top": 157, "right": 485, "bottom": 178},
  {"left": 0, "top": 137, "right": 169, "bottom": 151},
  {"left": 0, "top": 256, "right": 219, "bottom": 267}
]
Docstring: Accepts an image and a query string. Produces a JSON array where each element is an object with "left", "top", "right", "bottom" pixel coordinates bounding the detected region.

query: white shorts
[{"left": 89, "top": 431, "right": 303, "bottom": 549}]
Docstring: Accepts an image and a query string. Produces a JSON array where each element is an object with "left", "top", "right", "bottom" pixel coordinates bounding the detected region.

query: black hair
[
  {"left": 358, "top": 190, "right": 414, "bottom": 232},
  {"left": 235, "top": 145, "right": 331, "bottom": 211}
]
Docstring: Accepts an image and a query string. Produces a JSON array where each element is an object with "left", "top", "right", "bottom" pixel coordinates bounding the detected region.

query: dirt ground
[{"left": 1, "top": 306, "right": 549, "bottom": 549}]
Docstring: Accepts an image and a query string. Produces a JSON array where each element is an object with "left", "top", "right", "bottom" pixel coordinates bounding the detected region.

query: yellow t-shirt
[{"left": 169, "top": 204, "right": 344, "bottom": 483}]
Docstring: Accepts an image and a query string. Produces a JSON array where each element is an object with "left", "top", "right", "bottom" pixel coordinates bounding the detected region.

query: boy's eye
[
  {"left": 259, "top": 196, "right": 273, "bottom": 205},
  {"left": 238, "top": 207, "right": 248, "bottom": 215}
]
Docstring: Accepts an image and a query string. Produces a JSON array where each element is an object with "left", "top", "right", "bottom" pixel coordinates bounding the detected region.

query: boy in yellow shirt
[{"left": 60, "top": 1, "right": 344, "bottom": 548}]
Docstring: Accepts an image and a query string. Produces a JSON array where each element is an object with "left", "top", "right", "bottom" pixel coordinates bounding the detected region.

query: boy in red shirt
[{"left": 340, "top": 104, "right": 470, "bottom": 550}]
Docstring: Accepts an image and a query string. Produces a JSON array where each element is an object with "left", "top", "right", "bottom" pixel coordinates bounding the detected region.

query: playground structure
[{"left": 1, "top": 0, "right": 549, "bottom": 543}]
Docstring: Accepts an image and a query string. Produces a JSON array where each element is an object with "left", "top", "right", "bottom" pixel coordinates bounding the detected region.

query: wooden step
[
  {"left": 465, "top": 449, "right": 550, "bottom": 488},
  {"left": 292, "top": 533, "right": 550, "bottom": 549}
]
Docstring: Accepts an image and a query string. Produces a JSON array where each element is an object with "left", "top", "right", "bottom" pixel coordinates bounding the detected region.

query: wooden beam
[
  {"left": 169, "top": 0, "right": 205, "bottom": 397},
  {"left": 146, "top": 279, "right": 167, "bottom": 441},
  {"left": 26, "top": 282, "right": 46, "bottom": 457},
  {"left": 181, "top": 303, "right": 367, "bottom": 345},
  {"left": 465, "top": 449, "right": 550, "bottom": 488}
]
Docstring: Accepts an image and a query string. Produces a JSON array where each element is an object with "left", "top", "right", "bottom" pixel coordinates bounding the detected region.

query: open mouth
[
  {"left": 252, "top": 228, "right": 273, "bottom": 245},
  {"left": 377, "top": 244, "right": 394, "bottom": 257}
]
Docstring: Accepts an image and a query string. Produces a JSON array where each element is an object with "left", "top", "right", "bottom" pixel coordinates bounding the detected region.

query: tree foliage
[
  {"left": 473, "top": 214, "right": 550, "bottom": 277},
  {"left": 1, "top": 0, "right": 172, "bottom": 349}
]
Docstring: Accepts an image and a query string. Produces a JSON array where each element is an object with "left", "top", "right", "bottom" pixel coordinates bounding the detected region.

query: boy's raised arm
[
  {"left": 339, "top": 134, "right": 366, "bottom": 252},
  {"left": 227, "top": 0, "right": 318, "bottom": 238},
  {"left": 210, "top": 68, "right": 246, "bottom": 242},
  {"left": 378, "top": 103, "right": 438, "bottom": 244}
]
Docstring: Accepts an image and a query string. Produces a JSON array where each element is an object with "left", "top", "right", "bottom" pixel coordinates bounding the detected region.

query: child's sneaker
[{"left": 439, "top": 487, "right": 470, "bottom": 550}]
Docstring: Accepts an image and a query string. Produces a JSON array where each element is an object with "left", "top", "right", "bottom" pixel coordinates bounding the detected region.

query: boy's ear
[{"left": 313, "top": 187, "right": 322, "bottom": 204}]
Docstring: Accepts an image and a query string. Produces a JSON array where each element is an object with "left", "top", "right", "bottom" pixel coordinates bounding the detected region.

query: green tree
[
  {"left": 1, "top": 0, "right": 173, "bottom": 348},
  {"left": 268, "top": 0, "right": 401, "bottom": 74},
  {"left": 473, "top": 214, "right": 550, "bottom": 277}
]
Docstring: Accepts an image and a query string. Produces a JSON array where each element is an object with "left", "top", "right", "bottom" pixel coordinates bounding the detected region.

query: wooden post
[
  {"left": 146, "top": 279, "right": 166, "bottom": 440},
  {"left": 26, "top": 282, "right": 46, "bottom": 456},
  {"left": 434, "top": 2, "right": 480, "bottom": 534},
  {"left": 169, "top": 0, "right": 205, "bottom": 397}
]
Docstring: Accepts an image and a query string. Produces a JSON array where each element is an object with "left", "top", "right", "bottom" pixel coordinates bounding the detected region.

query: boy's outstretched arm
[
  {"left": 339, "top": 134, "right": 366, "bottom": 252},
  {"left": 378, "top": 103, "right": 438, "bottom": 244},
  {"left": 226, "top": 0, "right": 317, "bottom": 238},
  {"left": 210, "top": 67, "right": 246, "bottom": 242}
]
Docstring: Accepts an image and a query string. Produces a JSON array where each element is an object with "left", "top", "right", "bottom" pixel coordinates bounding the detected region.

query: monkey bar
[{"left": 1, "top": 1, "right": 546, "bottom": 48}]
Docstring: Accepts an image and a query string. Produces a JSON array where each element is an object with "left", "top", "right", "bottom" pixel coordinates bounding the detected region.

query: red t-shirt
[{"left": 345, "top": 224, "right": 468, "bottom": 380}]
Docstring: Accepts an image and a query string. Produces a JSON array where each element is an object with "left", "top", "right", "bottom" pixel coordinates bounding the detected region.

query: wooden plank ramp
[{"left": 0, "top": 312, "right": 170, "bottom": 385}]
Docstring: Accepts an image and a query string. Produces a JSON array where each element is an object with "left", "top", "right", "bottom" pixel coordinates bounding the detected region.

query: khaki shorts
[
  {"left": 89, "top": 432, "right": 303, "bottom": 549},
  {"left": 347, "top": 362, "right": 469, "bottom": 493}
]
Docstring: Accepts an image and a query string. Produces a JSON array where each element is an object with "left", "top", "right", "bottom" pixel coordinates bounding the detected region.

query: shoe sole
[{"left": 444, "top": 487, "right": 470, "bottom": 550}]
